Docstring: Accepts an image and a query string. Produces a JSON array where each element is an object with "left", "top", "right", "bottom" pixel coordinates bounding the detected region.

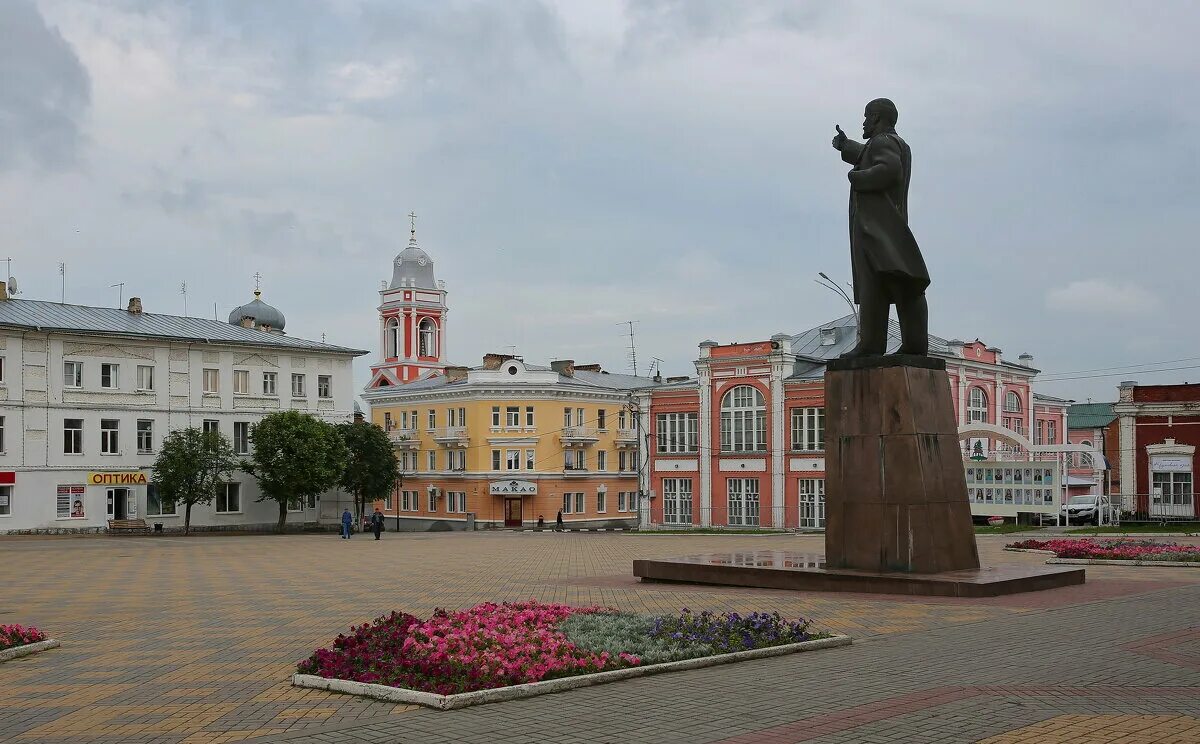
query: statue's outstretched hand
[{"left": 832, "top": 124, "right": 846, "bottom": 151}]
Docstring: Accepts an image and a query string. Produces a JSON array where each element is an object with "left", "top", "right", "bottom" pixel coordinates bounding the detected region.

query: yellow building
[{"left": 363, "top": 354, "right": 654, "bottom": 530}]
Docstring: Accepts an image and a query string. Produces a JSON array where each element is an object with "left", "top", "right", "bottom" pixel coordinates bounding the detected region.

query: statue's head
[{"left": 863, "top": 98, "right": 898, "bottom": 138}]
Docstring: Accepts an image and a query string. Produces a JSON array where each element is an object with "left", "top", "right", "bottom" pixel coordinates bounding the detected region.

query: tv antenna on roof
[
  {"left": 180, "top": 282, "right": 188, "bottom": 316},
  {"left": 110, "top": 282, "right": 124, "bottom": 308},
  {"left": 619, "top": 320, "right": 639, "bottom": 376},
  {"left": 2, "top": 259, "right": 19, "bottom": 296}
]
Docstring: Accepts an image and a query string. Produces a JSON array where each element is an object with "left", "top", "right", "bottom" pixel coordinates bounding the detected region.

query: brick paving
[{"left": 1, "top": 532, "right": 1198, "bottom": 743}]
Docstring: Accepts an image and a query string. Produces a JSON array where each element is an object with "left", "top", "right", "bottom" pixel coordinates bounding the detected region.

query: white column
[
  {"left": 698, "top": 368, "right": 713, "bottom": 527},
  {"left": 770, "top": 358, "right": 786, "bottom": 528},
  {"left": 957, "top": 373, "right": 968, "bottom": 425},
  {"left": 635, "top": 390, "right": 651, "bottom": 529},
  {"left": 1118, "top": 412, "right": 1136, "bottom": 511}
]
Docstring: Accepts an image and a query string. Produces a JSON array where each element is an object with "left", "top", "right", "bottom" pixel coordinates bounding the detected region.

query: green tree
[
  {"left": 245, "top": 410, "right": 348, "bottom": 532},
  {"left": 152, "top": 427, "right": 240, "bottom": 536},
  {"left": 339, "top": 420, "right": 401, "bottom": 521}
]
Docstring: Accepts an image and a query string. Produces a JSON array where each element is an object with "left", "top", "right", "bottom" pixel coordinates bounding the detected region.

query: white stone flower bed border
[
  {"left": 0, "top": 639, "right": 60, "bottom": 663},
  {"left": 292, "top": 634, "right": 852, "bottom": 710},
  {"left": 1047, "top": 558, "right": 1200, "bottom": 568}
]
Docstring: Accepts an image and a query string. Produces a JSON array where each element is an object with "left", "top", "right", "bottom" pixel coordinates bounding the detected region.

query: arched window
[
  {"left": 385, "top": 318, "right": 399, "bottom": 359},
  {"left": 720, "top": 385, "right": 766, "bottom": 452},
  {"left": 1079, "top": 441, "right": 1093, "bottom": 468},
  {"left": 968, "top": 387, "right": 989, "bottom": 423},
  {"left": 1004, "top": 391, "right": 1022, "bottom": 413},
  {"left": 418, "top": 318, "right": 438, "bottom": 358}
]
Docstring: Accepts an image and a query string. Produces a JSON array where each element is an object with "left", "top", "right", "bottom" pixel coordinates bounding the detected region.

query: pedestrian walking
[
  {"left": 370, "top": 508, "right": 384, "bottom": 540},
  {"left": 556, "top": 509, "right": 564, "bottom": 532},
  {"left": 341, "top": 508, "right": 353, "bottom": 539}
]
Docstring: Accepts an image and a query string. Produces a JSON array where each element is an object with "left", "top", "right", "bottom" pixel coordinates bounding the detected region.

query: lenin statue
[{"left": 832, "top": 98, "right": 929, "bottom": 357}]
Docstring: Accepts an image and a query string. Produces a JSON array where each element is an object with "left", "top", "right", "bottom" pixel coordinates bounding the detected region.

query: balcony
[
  {"left": 560, "top": 427, "right": 599, "bottom": 446},
  {"left": 614, "top": 428, "right": 638, "bottom": 445},
  {"left": 388, "top": 429, "right": 419, "bottom": 448},
  {"left": 563, "top": 465, "right": 591, "bottom": 477},
  {"left": 433, "top": 427, "right": 470, "bottom": 446}
]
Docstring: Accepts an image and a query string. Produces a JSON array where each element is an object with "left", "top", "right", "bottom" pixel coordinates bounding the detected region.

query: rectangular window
[
  {"left": 318, "top": 375, "right": 332, "bottom": 399},
  {"left": 233, "top": 369, "right": 249, "bottom": 394},
  {"left": 576, "top": 408, "right": 585, "bottom": 426},
  {"left": 428, "top": 488, "right": 438, "bottom": 512},
  {"left": 492, "top": 406, "right": 501, "bottom": 427},
  {"left": 565, "top": 450, "right": 584, "bottom": 470},
  {"left": 575, "top": 492, "right": 584, "bottom": 514},
  {"left": 64, "top": 361, "right": 83, "bottom": 388},
  {"left": 136, "top": 420, "right": 153, "bottom": 453},
  {"left": 216, "top": 483, "right": 241, "bottom": 513},
  {"left": 57, "top": 484, "right": 85, "bottom": 518},
  {"left": 384, "top": 412, "right": 393, "bottom": 432},
  {"left": 0, "top": 416, "right": 5, "bottom": 453},
  {"left": 202, "top": 368, "right": 219, "bottom": 394},
  {"left": 100, "top": 419, "right": 120, "bottom": 455},
  {"left": 618, "top": 491, "right": 626, "bottom": 513},
  {"left": 448, "top": 492, "right": 467, "bottom": 513},
  {"left": 663, "top": 478, "right": 693, "bottom": 524},
  {"left": 727, "top": 478, "right": 761, "bottom": 526},
  {"left": 400, "top": 490, "right": 418, "bottom": 511},
  {"left": 1151, "top": 471, "right": 1193, "bottom": 515},
  {"left": 563, "top": 407, "right": 572, "bottom": 427},
  {"left": 492, "top": 449, "right": 502, "bottom": 470},
  {"left": 619, "top": 409, "right": 628, "bottom": 430},
  {"left": 618, "top": 450, "right": 629, "bottom": 472},
  {"left": 146, "top": 484, "right": 176, "bottom": 516},
  {"left": 506, "top": 406, "right": 520, "bottom": 427},
  {"left": 203, "top": 419, "right": 220, "bottom": 435},
  {"left": 526, "top": 449, "right": 536, "bottom": 470},
  {"left": 263, "top": 372, "right": 277, "bottom": 396},
  {"left": 656, "top": 413, "right": 699, "bottom": 453},
  {"left": 1047, "top": 421, "right": 1057, "bottom": 445},
  {"left": 562, "top": 493, "right": 573, "bottom": 514},
  {"left": 0, "top": 484, "right": 11, "bottom": 517},
  {"left": 427, "top": 450, "right": 437, "bottom": 471},
  {"left": 137, "top": 365, "right": 155, "bottom": 391},
  {"left": 428, "top": 409, "right": 436, "bottom": 429},
  {"left": 291, "top": 374, "right": 306, "bottom": 397},
  {"left": 526, "top": 406, "right": 535, "bottom": 426},
  {"left": 506, "top": 449, "right": 521, "bottom": 470},
  {"left": 597, "top": 450, "right": 608, "bottom": 471},
  {"left": 64, "top": 418, "right": 83, "bottom": 454},
  {"left": 597, "top": 490, "right": 606, "bottom": 513},
  {"left": 0, "top": 356, "right": 4, "bottom": 383},
  {"left": 1035, "top": 421, "right": 1044, "bottom": 445},
  {"left": 233, "top": 422, "right": 250, "bottom": 455},
  {"left": 597, "top": 409, "right": 607, "bottom": 431},
  {"left": 799, "top": 479, "right": 826, "bottom": 528},
  {"left": 101, "top": 363, "right": 119, "bottom": 389},
  {"left": 790, "top": 408, "right": 825, "bottom": 451}
]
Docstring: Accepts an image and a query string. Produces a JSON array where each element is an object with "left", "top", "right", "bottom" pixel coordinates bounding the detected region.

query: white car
[{"left": 1060, "top": 495, "right": 1116, "bottom": 525}]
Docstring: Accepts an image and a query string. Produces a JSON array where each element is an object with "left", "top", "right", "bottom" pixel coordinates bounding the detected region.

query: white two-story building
[{"left": 0, "top": 285, "right": 366, "bottom": 533}]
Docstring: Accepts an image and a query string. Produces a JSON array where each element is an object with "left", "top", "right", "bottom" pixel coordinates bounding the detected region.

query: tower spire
[{"left": 408, "top": 211, "right": 418, "bottom": 246}]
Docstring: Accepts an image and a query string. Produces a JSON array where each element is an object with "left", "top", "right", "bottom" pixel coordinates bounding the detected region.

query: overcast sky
[{"left": 3, "top": 0, "right": 1198, "bottom": 403}]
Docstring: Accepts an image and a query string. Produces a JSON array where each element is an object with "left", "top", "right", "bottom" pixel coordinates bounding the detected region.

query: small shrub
[{"left": 0, "top": 624, "right": 47, "bottom": 651}]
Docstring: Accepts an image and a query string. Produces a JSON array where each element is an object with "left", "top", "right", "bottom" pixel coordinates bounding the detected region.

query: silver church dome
[
  {"left": 228, "top": 291, "right": 286, "bottom": 334},
  {"left": 389, "top": 230, "right": 437, "bottom": 290}
]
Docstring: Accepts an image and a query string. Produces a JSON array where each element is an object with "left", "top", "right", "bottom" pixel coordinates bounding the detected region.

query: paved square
[{"left": 1, "top": 532, "right": 1198, "bottom": 743}]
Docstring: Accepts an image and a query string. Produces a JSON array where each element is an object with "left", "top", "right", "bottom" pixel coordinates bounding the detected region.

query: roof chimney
[
  {"left": 574, "top": 363, "right": 602, "bottom": 373},
  {"left": 445, "top": 366, "right": 470, "bottom": 382},
  {"left": 0, "top": 281, "right": 8, "bottom": 301},
  {"left": 818, "top": 327, "right": 838, "bottom": 346},
  {"left": 482, "top": 353, "right": 516, "bottom": 370},
  {"left": 127, "top": 297, "right": 143, "bottom": 314},
  {"left": 550, "top": 359, "right": 575, "bottom": 377},
  {"left": 1018, "top": 352, "right": 1034, "bottom": 367},
  {"left": 666, "top": 375, "right": 690, "bottom": 383},
  {"left": 653, "top": 370, "right": 662, "bottom": 383}
]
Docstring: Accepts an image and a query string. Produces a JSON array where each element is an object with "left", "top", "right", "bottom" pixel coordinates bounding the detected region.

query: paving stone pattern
[{"left": 1, "top": 532, "right": 1197, "bottom": 743}]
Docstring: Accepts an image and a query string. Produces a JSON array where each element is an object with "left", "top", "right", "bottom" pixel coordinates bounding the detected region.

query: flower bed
[
  {"left": 1007, "top": 538, "right": 1200, "bottom": 562},
  {"left": 1, "top": 624, "right": 46, "bottom": 652},
  {"left": 297, "top": 601, "right": 833, "bottom": 697}
]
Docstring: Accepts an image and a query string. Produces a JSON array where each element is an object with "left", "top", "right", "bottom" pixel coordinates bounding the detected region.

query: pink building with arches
[{"left": 641, "top": 314, "right": 1068, "bottom": 529}]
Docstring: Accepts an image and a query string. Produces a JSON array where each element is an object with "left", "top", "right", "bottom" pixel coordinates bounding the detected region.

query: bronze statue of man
[{"left": 832, "top": 98, "right": 929, "bottom": 357}]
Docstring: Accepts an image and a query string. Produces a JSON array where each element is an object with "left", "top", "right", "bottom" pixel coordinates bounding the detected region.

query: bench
[{"left": 107, "top": 518, "right": 151, "bottom": 534}]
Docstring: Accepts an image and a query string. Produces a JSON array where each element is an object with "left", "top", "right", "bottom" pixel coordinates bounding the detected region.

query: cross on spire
[
  {"left": 253, "top": 272, "right": 263, "bottom": 291},
  {"left": 408, "top": 212, "right": 417, "bottom": 237}
]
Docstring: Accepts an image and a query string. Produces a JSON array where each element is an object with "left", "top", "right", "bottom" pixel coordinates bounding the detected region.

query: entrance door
[
  {"left": 107, "top": 488, "right": 130, "bottom": 519},
  {"left": 504, "top": 498, "right": 522, "bottom": 527}
]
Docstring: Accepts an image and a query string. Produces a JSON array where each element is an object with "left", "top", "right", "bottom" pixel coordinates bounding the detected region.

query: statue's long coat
[{"left": 841, "top": 132, "right": 929, "bottom": 303}]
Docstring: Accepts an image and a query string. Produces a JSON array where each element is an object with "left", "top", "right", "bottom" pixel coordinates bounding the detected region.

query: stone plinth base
[
  {"left": 633, "top": 552, "right": 1084, "bottom": 598},
  {"left": 825, "top": 355, "right": 981, "bottom": 573}
]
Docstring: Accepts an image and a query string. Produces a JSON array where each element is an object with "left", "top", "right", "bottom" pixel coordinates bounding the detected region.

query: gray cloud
[{"left": 0, "top": 0, "right": 90, "bottom": 171}]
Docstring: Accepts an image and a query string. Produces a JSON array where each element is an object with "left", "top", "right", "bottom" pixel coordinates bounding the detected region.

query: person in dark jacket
[
  {"left": 537, "top": 515, "right": 545, "bottom": 529},
  {"left": 556, "top": 510, "right": 564, "bottom": 532},
  {"left": 370, "top": 508, "right": 384, "bottom": 540},
  {"left": 341, "top": 508, "right": 353, "bottom": 539}
]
